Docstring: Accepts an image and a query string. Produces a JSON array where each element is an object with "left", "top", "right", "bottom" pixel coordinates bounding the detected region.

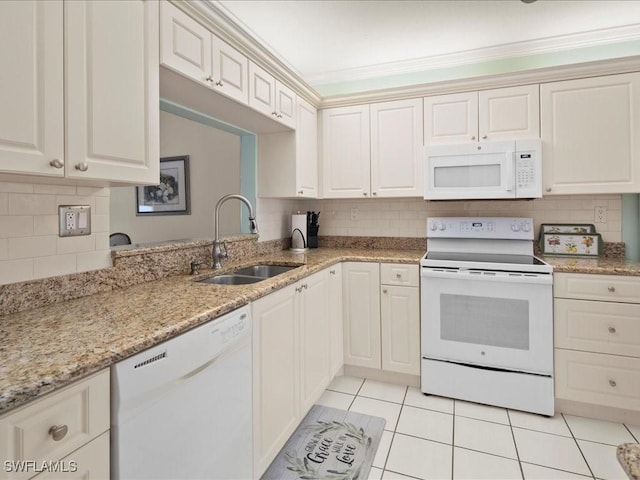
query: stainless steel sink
[
  {"left": 197, "top": 274, "right": 264, "bottom": 285},
  {"left": 233, "top": 264, "right": 299, "bottom": 278}
]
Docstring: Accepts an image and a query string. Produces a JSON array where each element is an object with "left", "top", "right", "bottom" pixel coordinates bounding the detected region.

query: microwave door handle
[{"left": 505, "top": 151, "right": 515, "bottom": 192}]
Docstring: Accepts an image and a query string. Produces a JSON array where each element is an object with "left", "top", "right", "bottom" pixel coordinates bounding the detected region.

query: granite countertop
[
  {"left": 618, "top": 443, "right": 640, "bottom": 480},
  {"left": 542, "top": 255, "right": 640, "bottom": 276},
  {"left": 0, "top": 248, "right": 422, "bottom": 415}
]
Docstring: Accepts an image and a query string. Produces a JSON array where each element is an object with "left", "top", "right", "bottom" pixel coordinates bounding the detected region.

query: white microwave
[{"left": 424, "top": 139, "right": 542, "bottom": 200}]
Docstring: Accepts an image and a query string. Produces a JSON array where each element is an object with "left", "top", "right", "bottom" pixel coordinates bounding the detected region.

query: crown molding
[
  {"left": 306, "top": 24, "right": 640, "bottom": 86},
  {"left": 172, "top": 0, "right": 322, "bottom": 107},
  {"left": 318, "top": 56, "right": 640, "bottom": 109}
]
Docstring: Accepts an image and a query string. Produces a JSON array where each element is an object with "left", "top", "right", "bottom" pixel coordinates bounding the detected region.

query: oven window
[
  {"left": 433, "top": 164, "right": 501, "bottom": 188},
  {"left": 440, "top": 294, "right": 529, "bottom": 350}
]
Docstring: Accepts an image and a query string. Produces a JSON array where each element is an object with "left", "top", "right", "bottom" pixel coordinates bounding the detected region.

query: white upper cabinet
[
  {"left": 257, "top": 97, "right": 317, "bottom": 198},
  {"left": 248, "top": 61, "right": 296, "bottom": 129},
  {"left": 424, "top": 85, "right": 539, "bottom": 144},
  {"left": 370, "top": 98, "right": 424, "bottom": 197},
  {"left": 322, "top": 100, "right": 424, "bottom": 198},
  {"left": 0, "top": 1, "right": 64, "bottom": 177},
  {"left": 540, "top": 73, "right": 640, "bottom": 195},
  {"left": 424, "top": 91, "right": 478, "bottom": 145},
  {"left": 0, "top": 0, "right": 159, "bottom": 185},
  {"left": 321, "top": 105, "right": 371, "bottom": 198},
  {"left": 65, "top": 0, "right": 159, "bottom": 184},
  {"left": 161, "top": 2, "right": 248, "bottom": 105}
]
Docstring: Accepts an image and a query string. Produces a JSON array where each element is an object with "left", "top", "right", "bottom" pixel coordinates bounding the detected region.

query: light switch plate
[{"left": 59, "top": 205, "right": 91, "bottom": 237}]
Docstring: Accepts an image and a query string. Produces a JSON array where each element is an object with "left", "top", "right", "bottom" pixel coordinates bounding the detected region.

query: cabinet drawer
[
  {"left": 555, "top": 349, "right": 640, "bottom": 411},
  {"left": 0, "top": 370, "right": 109, "bottom": 480},
  {"left": 380, "top": 263, "right": 419, "bottom": 287},
  {"left": 555, "top": 298, "right": 640, "bottom": 357},
  {"left": 32, "top": 431, "right": 109, "bottom": 479},
  {"left": 554, "top": 273, "right": 640, "bottom": 303}
]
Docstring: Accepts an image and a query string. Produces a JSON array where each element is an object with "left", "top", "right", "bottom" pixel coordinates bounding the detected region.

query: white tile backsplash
[
  {"left": 300, "top": 194, "right": 623, "bottom": 242},
  {"left": 0, "top": 181, "right": 111, "bottom": 285}
]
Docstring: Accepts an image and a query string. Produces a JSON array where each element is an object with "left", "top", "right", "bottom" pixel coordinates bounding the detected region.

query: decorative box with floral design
[{"left": 541, "top": 232, "right": 603, "bottom": 257}]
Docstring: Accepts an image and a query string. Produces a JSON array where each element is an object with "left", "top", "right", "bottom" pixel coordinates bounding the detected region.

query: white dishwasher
[{"left": 111, "top": 305, "right": 252, "bottom": 480}]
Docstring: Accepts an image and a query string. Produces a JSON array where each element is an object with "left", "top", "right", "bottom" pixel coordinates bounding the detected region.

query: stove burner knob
[
  {"left": 430, "top": 222, "right": 438, "bottom": 231},
  {"left": 522, "top": 223, "right": 531, "bottom": 232},
  {"left": 511, "top": 223, "right": 521, "bottom": 232},
  {"left": 438, "top": 223, "right": 446, "bottom": 231}
]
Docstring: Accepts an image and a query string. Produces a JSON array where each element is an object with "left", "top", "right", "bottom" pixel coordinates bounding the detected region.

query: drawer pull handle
[
  {"left": 609, "top": 380, "right": 617, "bottom": 388},
  {"left": 329, "top": 270, "right": 335, "bottom": 275},
  {"left": 608, "top": 327, "right": 617, "bottom": 334},
  {"left": 75, "top": 162, "right": 89, "bottom": 172},
  {"left": 48, "top": 424, "right": 68, "bottom": 441},
  {"left": 608, "top": 286, "right": 615, "bottom": 292},
  {"left": 396, "top": 273, "right": 402, "bottom": 279}
]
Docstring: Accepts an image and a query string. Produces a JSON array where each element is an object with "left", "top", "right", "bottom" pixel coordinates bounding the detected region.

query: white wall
[
  {"left": 300, "top": 194, "right": 623, "bottom": 242},
  {"left": 0, "top": 182, "right": 111, "bottom": 285},
  {"left": 110, "top": 111, "right": 241, "bottom": 244}
]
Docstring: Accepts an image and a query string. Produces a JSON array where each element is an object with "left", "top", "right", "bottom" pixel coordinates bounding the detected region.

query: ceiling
[{"left": 214, "top": 0, "right": 640, "bottom": 94}]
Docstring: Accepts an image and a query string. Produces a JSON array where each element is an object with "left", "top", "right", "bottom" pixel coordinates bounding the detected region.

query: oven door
[
  {"left": 425, "top": 142, "right": 515, "bottom": 200},
  {"left": 421, "top": 267, "right": 553, "bottom": 375}
]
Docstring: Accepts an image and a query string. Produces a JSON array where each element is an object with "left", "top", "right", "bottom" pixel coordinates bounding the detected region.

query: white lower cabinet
[
  {"left": 0, "top": 370, "right": 110, "bottom": 480},
  {"left": 252, "top": 268, "right": 333, "bottom": 477},
  {"left": 343, "top": 262, "right": 420, "bottom": 375},
  {"left": 554, "top": 273, "right": 640, "bottom": 415}
]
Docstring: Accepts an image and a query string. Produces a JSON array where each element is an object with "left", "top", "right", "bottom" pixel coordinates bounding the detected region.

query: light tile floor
[{"left": 317, "top": 376, "right": 639, "bottom": 480}]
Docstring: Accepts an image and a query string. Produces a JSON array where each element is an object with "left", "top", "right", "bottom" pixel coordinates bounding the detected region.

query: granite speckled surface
[
  {"left": 0, "top": 246, "right": 422, "bottom": 415},
  {"left": 618, "top": 443, "right": 640, "bottom": 480},
  {"left": 541, "top": 255, "right": 640, "bottom": 276}
]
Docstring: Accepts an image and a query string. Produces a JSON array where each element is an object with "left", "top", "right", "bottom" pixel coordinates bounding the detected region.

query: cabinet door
[
  {"left": 160, "top": 2, "right": 211, "bottom": 86},
  {"left": 65, "top": 0, "right": 159, "bottom": 184},
  {"left": 342, "top": 262, "right": 381, "bottom": 369},
  {"left": 424, "top": 91, "right": 478, "bottom": 145},
  {"left": 381, "top": 285, "right": 420, "bottom": 375},
  {"left": 371, "top": 98, "right": 423, "bottom": 197},
  {"left": 0, "top": 1, "right": 64, "bottom": 177},
  {"left": 275, "top": 81, "right": 297, "bottom": 129},
  {"left": 479, "top": 84, "right": 539, "bottom": 142},
  {"left": 300, "top": 270, "right": 331, "bottom": 414},
  {"left": 329, "top": 264, "right": 344, "bottom": 378},
  {"left": 321, "top": 105, "right": 371, "bottom": 198},
  {"left": 296, "top": 98, "right": 318, "bottom": 197},
  {"left": 33, "top": 432, "right": 109, "bottom": 480},
  {"left": 541, "top": 73, "right": 640, "bottom": 194},
  {"left": 210, "top": 35, "right": 248, "bottom": 105},
  {"left": 249, "top": 61, "right": 276, "bottom": 119},
  {"left": 252, "top": 285, "right": 299, "bottom": 477}
]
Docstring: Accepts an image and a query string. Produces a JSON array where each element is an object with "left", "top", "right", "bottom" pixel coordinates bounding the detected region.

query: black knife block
[{"left": 307, "top": 224, "right": 319, "bottom": 248}]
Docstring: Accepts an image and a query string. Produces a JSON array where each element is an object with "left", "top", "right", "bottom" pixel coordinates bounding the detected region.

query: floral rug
[{"left": 261, "top": 404, "right": 386, "bottom": 480}]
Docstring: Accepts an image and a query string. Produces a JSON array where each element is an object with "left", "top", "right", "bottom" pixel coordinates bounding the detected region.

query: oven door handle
[{"left": 421, "top": 268, "right": 553, "bottom": 285}]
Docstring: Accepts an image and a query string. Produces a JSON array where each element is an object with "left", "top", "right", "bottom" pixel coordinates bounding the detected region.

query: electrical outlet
[
  {"left": 350, "top": 207, "right": 358, "bottom": 221},
  {"left": 59, "top": 205, "right": 92, "bottom": 237},
  {"left": 595, "top": 206, "right": 608, "bottom": 223}
]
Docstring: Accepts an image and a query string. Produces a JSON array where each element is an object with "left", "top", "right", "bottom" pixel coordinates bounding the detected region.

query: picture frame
[
  {"left": 540, "top": 232, "right": 603, "bottom": 257},
  {"left": 136, "top": 155, "right": 190, "bottom": 216}
]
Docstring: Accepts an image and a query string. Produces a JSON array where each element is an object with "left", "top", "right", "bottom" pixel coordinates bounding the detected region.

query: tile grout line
[
  {"left": 506, "top": 409, "right": 526, "bottom": 480},
  {"left": 451, "top": 399, "right": 456, "bottom": 480},
  {"left": 379, "top": 386, "right": 409, "bottom": 477},
  {"left": 561, "top": 413, "right": 597, "bottom": 480}
]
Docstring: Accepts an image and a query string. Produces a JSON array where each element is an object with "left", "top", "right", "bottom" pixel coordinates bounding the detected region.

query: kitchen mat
[{"left": 260, "top": 404, "right": 386, "bottom": 480}]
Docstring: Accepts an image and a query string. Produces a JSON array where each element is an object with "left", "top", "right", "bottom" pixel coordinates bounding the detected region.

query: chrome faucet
[{"left": 213, "top": 194, "right": 258, "bottom": 269}]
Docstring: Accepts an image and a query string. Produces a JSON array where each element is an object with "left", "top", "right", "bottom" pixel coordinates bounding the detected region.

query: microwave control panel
[{"left": 514, "top": 139, "right": 542, "bottom": 198}]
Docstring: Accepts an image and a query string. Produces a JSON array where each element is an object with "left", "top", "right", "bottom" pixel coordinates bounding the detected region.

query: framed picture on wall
[{"left": 136, "top": 155, "right": 191, "bottom": 216}]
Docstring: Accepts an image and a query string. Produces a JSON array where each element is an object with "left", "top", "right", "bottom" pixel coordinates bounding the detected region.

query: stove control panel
[{"left": 427, "top": 217, "right": 534, "bottom": 240}]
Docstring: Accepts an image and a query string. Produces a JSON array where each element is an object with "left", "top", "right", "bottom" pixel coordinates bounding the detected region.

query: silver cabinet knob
[
  {"left": 545, "top": 188, "right": 552, "bottom": 192},
  {"left": 205, "top": 75, "right": 214, "bottom": 83},
  {"left": 271, "top": 111, "right": 278, "bottom": 117},
  {"left": 49, "top": 159, "right": 64, "bottom": 169},
  {"left": 329, "top": 270, "right": 335, "bottom": 275},
  {"left": 471, "top": 136, "right": 476, "bottom": 140},
  {"left": 75, "top": 162, "right": 88, "bottom": 172},
  {"left": 49, "top": 424, "right": 68, "bottom": 441},
  {"left": 396, "top": 273, "right": 401, "bottom": 279},
  {"left": 277, "top": 113, "right": 283, "bottom": 119},
  {"left": 609, "top": 380, "right": 617, "bottom": 387},
  {"left": 608, "top": 286, "right": 616, "bottom": 292},
  {"left": 372, "top": 192, "right": 377, "bottom": 196},
  {"left": 382, "top": 289, "right": 388, "bottom": 294},
  {"left": 482, "top": 135, "right": 488, "bottom": 139},
  {"left": 215, "top": 80, "right": 224, "bottom": 87},
  {"left": 608, "top": 326, "right": 617, "bottom": 334},
  {"left": 298, "top": 190, "right": 303, "bottom": 195},
  {"left": 363, "top": 192, "right": 368, "bottom": 196}
]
